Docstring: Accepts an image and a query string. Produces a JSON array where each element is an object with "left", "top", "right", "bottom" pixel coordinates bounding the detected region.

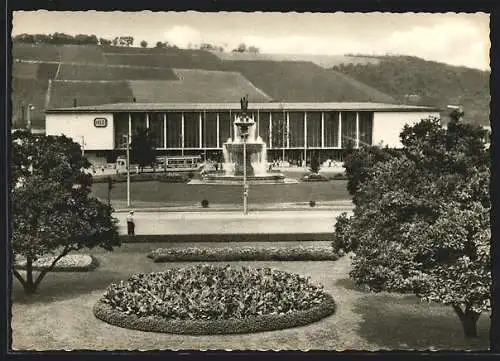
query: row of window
[{"left": 114, "top": 111, "right": 373, "bottom": 149}]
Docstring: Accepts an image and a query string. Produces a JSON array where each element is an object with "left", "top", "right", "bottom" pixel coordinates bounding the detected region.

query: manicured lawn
[
  {"left": 92, "top": 180, "right": 350, "bottom": 206},
  {"left": 11, "top": 244, "right": 490, "bottom": 351}
]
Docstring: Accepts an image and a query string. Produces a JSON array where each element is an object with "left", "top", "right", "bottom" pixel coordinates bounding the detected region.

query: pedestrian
[{"left": 126, "top": 210, "right": 135, "bottom": 236}]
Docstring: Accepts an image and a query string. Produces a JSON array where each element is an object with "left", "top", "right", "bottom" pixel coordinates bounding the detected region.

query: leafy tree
[
  {"left": 99, "top": 38, "right": 112, "bottom": 46},
  {"left": 11, "top": 131, "right": 120, "bottom": 294},
  {"left": 233, "top": 43, "right": 247, "bottom": 53},
  {"left": 343, "top": 145, "right": 402, "bottom": 204},
  {"left": 155, "top": 41, "right": 165, "bottom": 48},
  {"left": 200, "top": 42, "right": 225, "bottom": 52},
  {"left": 50, "top": 32, "right": 74, "bottom": 44},
  {"left": 271, "top": 117, "right": 288, "bottom": 161},
  {"left": 130, "top": 127, "right": 157, "bottom": 172},
  {"left": 247, "top": 45, "right": 260, "bottom": 53},
  {"left": 271, "top": 117, "right": 287, "bottom": 149},
  {"left": 123, "top": 36, "right": 134, "bottom": 47},
  {"left": 74, "top": 34, "right": 98, "bottom": 45},
  {"left": 33, "top": 34, "right": 52, "bottom": 44},
  {"left": 309, "top": 152, "right": 320, "bottom": 174},
  {"left": 334, "top": 117, "right": 491, "bottom": 338},
  {"left": 140, "top": 40, "right": 148, "bottom": 48},
  {"left": 13, "top": 33, "right": 36, "bottom": 43}
]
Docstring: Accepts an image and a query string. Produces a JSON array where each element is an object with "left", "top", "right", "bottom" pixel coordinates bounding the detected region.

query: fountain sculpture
[{"left": 202, "top": 97, "right": 285, "bottom": 184}]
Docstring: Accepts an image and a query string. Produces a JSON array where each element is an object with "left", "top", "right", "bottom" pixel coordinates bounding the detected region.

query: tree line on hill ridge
[{"left": 13, "top": 33, "right": 260, "bottom": 53}]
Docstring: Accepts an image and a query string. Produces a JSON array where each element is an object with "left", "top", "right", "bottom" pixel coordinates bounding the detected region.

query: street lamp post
[
  {"left": 235, "top": 115, "right": 250, "bottom": 215},
  {"left": 123, "top": 135, "right": 131, "bottom": 207},
  {"left": 243, "top": 135, "right": 248, "bottom": 215},
  {"left": 236, "top": 95, "right": 251, "bottom": 215},
  {"left": 281, "top": 103, "right": 285, "bottom": 164},
  {"left": 26, "top": 104, "right": 34, "bottom": 132}
]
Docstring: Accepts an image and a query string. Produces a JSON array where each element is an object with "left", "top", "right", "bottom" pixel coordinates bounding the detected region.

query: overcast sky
[{"left": 13, "top": 11, "right": 490, "bottom": 70}]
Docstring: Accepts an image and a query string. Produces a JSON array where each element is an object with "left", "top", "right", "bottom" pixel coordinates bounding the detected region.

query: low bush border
[
  {"left": 92, "top": 173, "right": 189, "bottom": 184},
  {"left": 148, "top": 246, "right": 339, "bottom": 262},
  {"left": 14, "top": 255, "right": 99, "bottom": 272},
  {"left": 301, "top": 173, "right": 330, "bottom": 182},
  {"left": 93, "top": 293, "right": 335, "bottom": 335}
]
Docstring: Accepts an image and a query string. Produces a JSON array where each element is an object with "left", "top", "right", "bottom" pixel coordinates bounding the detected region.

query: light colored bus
[{"left": 159, "top": 155, "right": 202, "bottom": 171}]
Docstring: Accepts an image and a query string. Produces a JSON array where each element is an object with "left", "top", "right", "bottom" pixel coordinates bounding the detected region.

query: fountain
[{"left": 202, "top": 98, "right": 285, "bottom": 184}]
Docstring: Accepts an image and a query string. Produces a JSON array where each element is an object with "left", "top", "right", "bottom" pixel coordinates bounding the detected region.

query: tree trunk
[
  {"left": 24, "top": 256, "right": 36, "bottom": 294},
  {"left": 453, "top": 304, "right": 481, "bottom": 338},
  {"left": 461, "top": 310, "right": 480, "bottom": 338}
]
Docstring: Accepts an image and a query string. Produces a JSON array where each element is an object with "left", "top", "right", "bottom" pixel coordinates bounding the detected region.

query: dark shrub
[
  {"left": 309, "top": 152, "right": 320, "bottom": 174},
  {"left": 309, "top": 200, "right": 316, "bottom": 207},
  {"left": 332, "top": 212, "right": 358, "bottom": 253},
  {"left": 301, "top": 173, "right": 329, "bottom": 182},
  {"left": 330, "top": 173, "right": 348, "bottom": 180},
  {"left": 201, "top": 199, "right": 209, "bottom": 208}
]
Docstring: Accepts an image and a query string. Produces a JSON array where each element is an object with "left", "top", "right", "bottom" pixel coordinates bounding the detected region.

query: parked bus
[
  {"left": 159, "top": 155, "right": 202, "bottom": 171},
  {"left": 116, "top": 155, "right": 202, "bottom": 172}
]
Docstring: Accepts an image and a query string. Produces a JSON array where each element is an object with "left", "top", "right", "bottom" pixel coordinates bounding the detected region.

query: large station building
[{"left": 45, "top": 101, "right": 440, "bottom": 165}]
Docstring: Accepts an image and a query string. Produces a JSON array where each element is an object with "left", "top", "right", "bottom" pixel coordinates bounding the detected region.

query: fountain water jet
[{"left": 202, "top": 113, "right": 285, "bottom": 184}]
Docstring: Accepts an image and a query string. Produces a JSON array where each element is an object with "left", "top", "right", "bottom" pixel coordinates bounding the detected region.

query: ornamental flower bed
[
  {"left": 94, "top": 264, "right": 336, "bottom": 334},
  {"left": 301, "top": 173, "right": 329, "bottom": 182},
  {"left": 14, "top": 254, "right": 98, "bottom": 272},
  {"left": 148, "top": 246, "right": 338, "bottom": 262}
]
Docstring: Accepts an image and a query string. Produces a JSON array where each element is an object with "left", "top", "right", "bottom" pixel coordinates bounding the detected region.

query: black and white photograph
[{"left": 9, "top": 10, "right": 491, "bottom": 351}]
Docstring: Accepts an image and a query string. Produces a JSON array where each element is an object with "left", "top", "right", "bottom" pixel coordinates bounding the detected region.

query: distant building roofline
[{"left": 46, "top": 102, "right": 441, "bottom": 113}]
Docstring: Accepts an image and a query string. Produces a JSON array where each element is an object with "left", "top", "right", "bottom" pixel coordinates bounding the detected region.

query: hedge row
[
  {"left": 92, "top": 173, "right": 190, "bottom": 184},
  {"left": 328, "top": 173, "right": 348, "bottom": 180},
  {"left": 93, "top": 293, "right": 335, "bottom": 335},
  {"left": 14, "top": 254, "right": 99, "bottom": 272},
  {"left": 148, "top": 246, "right": 339, "bottom": 262}
]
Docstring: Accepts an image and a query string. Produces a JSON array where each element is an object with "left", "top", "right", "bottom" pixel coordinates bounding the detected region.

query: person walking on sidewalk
[{"left": 126, "top": 210, "right": 135, "bottom": 236}]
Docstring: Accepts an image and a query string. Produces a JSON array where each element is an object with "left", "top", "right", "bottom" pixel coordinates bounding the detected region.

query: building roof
[{"left": 46, "top": 102, "right": 441, "bottom": 113}]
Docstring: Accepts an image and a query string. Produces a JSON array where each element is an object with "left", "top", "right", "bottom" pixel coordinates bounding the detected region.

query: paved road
[{"left": 115, "top": 209, "right": 352, "bottom": 235}]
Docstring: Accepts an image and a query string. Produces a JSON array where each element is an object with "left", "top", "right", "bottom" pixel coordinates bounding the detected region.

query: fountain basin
[{"left": 201, "top": 173, "right": 285, "bottom": 184}]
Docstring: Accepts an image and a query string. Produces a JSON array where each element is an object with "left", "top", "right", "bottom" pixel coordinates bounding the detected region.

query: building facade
[{"left": 45, "top": 102, "right": 440, "bottom": 164}]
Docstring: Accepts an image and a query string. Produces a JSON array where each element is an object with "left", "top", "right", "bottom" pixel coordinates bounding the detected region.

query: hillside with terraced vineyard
[{"left": 12, "top": 43, "right": 487, "bottom": 129}]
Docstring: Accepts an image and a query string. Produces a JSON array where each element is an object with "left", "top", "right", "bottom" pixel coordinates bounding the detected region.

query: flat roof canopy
[{"left": 46, "top": 102, "right": 441, "bottom": 113}]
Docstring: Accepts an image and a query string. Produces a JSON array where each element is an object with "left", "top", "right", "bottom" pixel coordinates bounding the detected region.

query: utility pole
[{"left": 26, "top": 104, "right": 34, "bottom": 132}]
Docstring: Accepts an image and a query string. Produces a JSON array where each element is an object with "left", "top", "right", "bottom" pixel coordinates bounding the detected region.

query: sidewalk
[
  {"left": 113, "top": 200, "right": 354, "bottom": 213},
  {"left": 115, "top": 209, "right": 352, "bottom": 235}
]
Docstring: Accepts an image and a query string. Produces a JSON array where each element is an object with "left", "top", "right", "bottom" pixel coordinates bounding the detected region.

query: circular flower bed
[{"left": 94, "top": 264, "right": 335, "bottom": 334}]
